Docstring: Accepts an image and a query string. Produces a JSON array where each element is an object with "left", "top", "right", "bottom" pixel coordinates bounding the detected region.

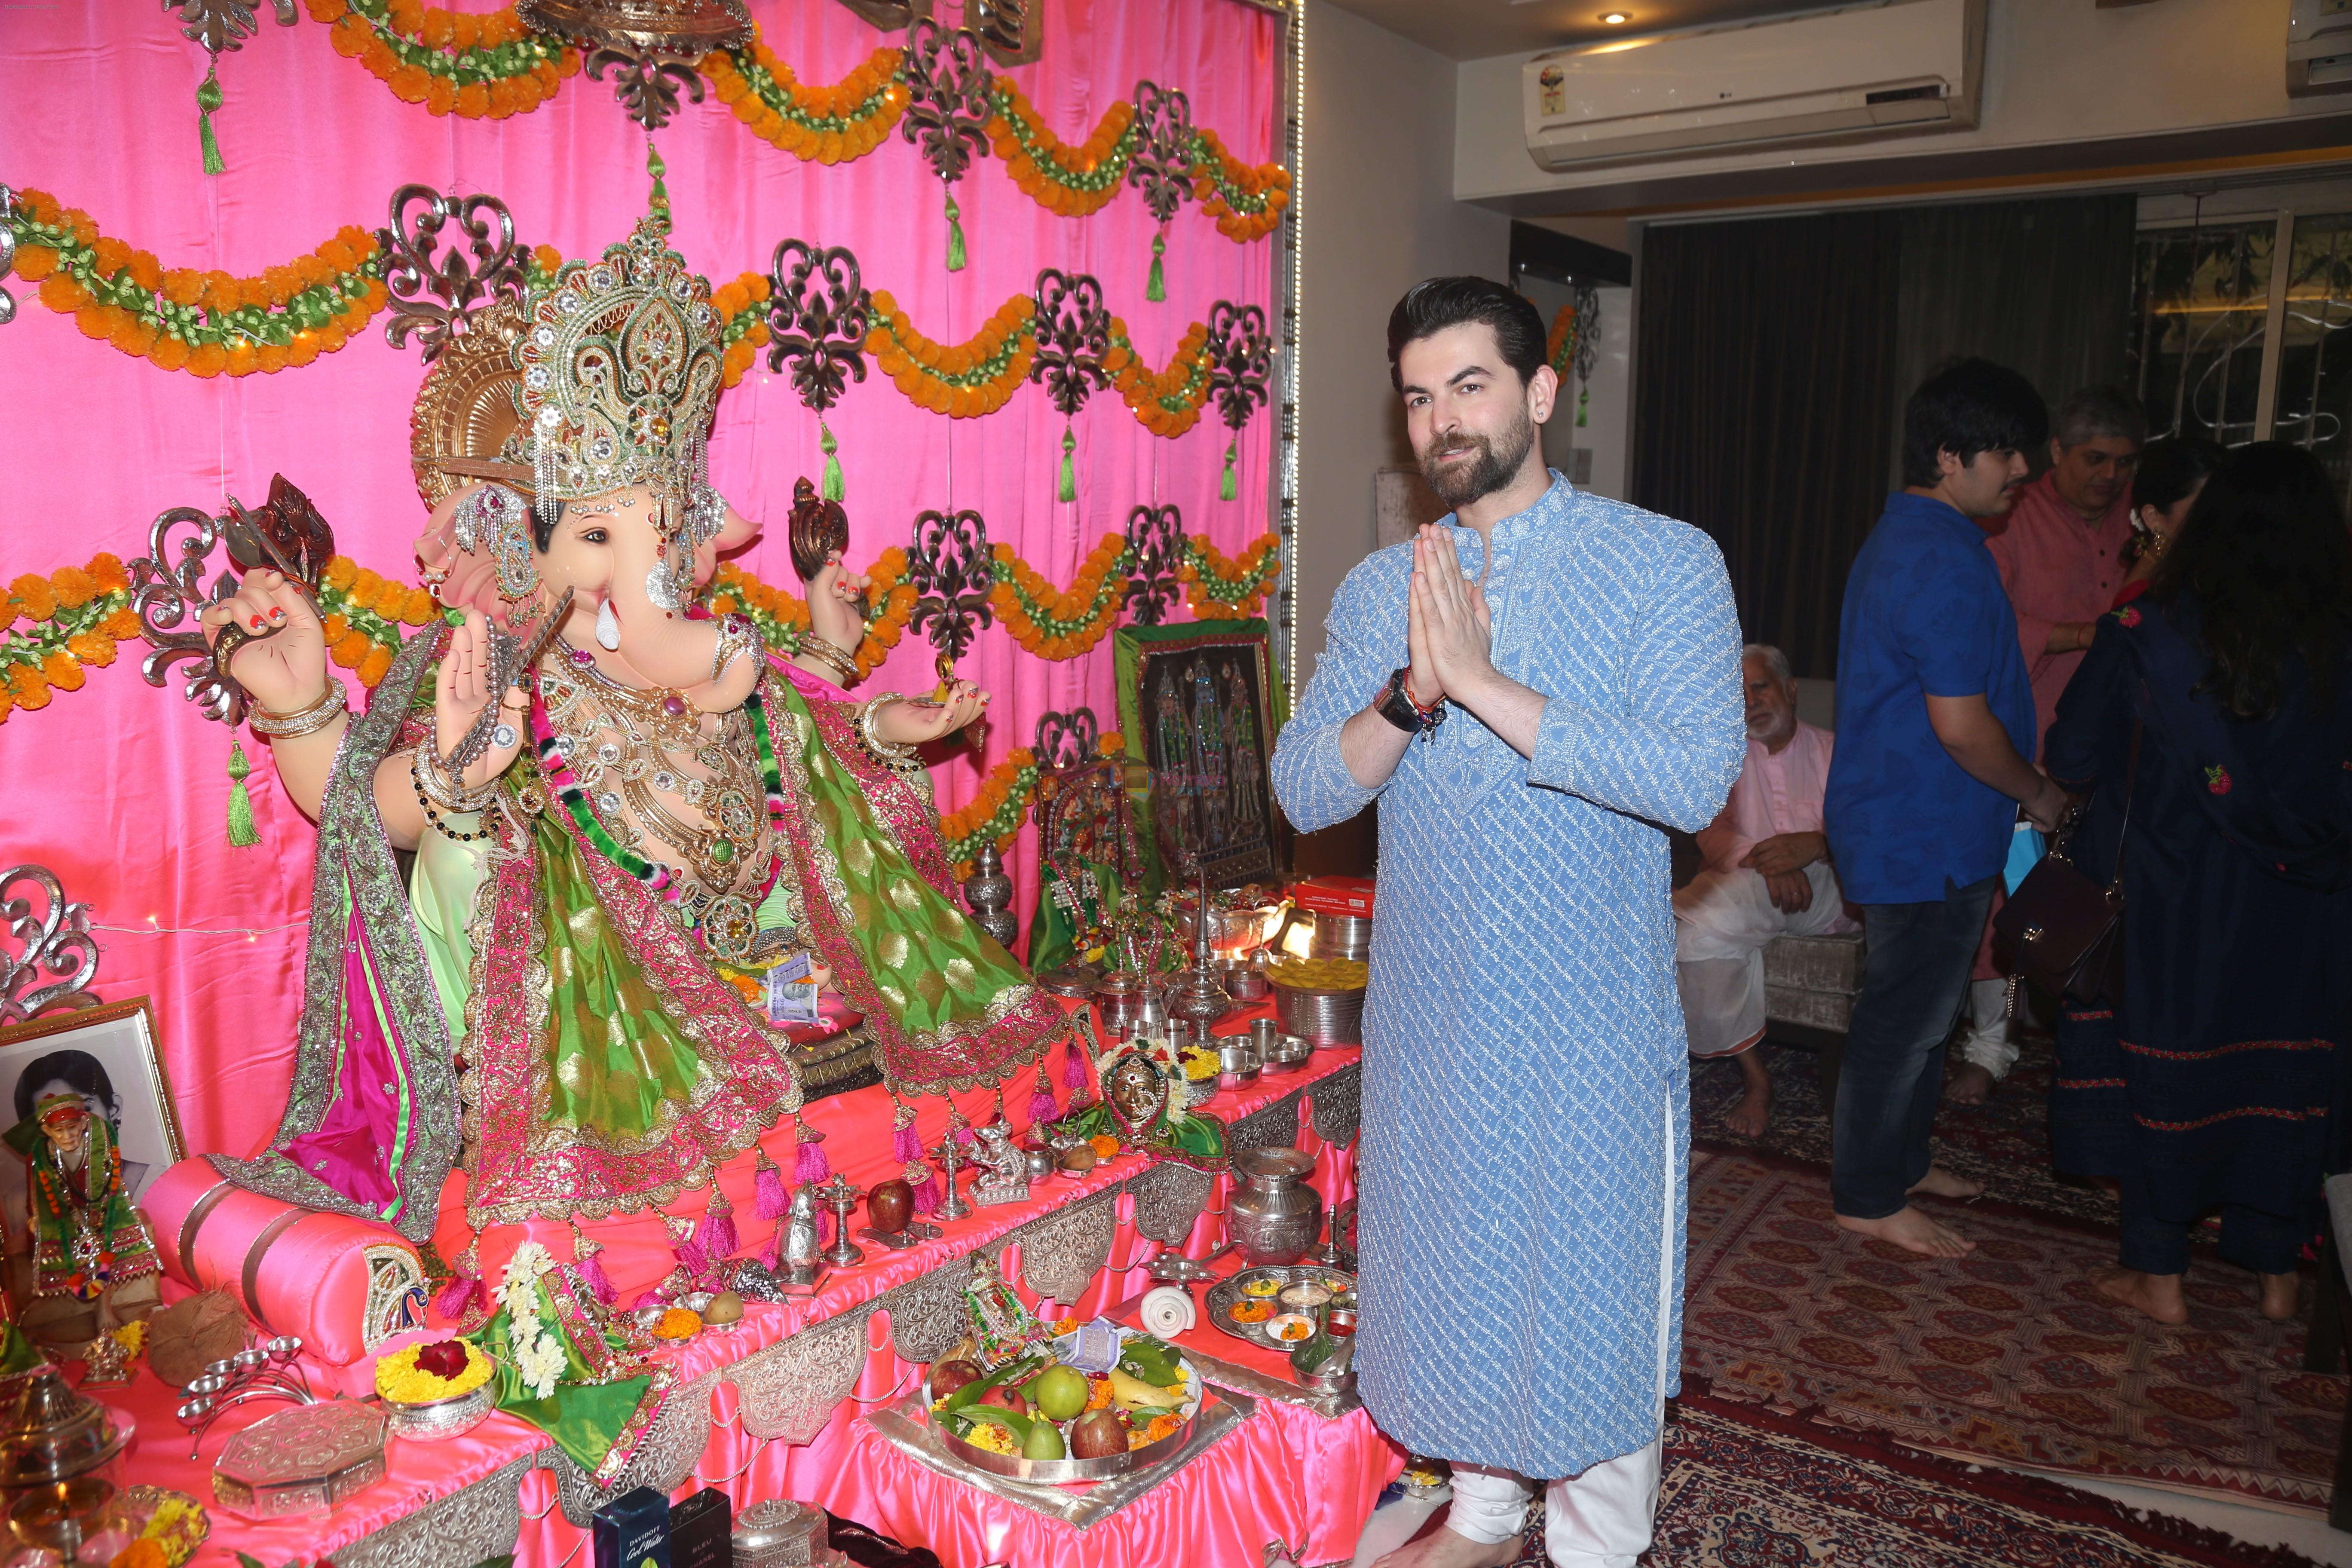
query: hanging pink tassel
[
  {"left": 891, "top": 1103, "right": 924, "bottom": 1165},
  {"left": 908, "top": 1158, "right": 943, "bottom": 1215},
  {"left": 697, "top": 1182, "right": 738, "bottom": 1262},
  {"left": 1063, "top": 1037, "right": 1089, "bottom": 1091},
  {"left": 757, "top": 1221, "right": 781, "bottom": 1271},
  {"left": 753, "top": 1149, "right": 789, "bottom": 1221},
  {"left": 570, "top": 1218, "right": 618, "bottom": 1306},
  {"left": 795, "top": 1118, "right": 831, "bottom": 1183},
  {"left": 1027, "top": 1069, "right": 1059, "bottom": 1129},
  {"left": 434, "top": 1272, "right": 484, "bottom": 1322},
  {"left": 665, "top": 1213, "right": 709, "bottom": 1280}
]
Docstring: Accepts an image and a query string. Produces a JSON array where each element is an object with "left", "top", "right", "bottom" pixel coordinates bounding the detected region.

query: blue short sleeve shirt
[{"left": 1825, "top": 491, "right": 2037, "bottom": 904}]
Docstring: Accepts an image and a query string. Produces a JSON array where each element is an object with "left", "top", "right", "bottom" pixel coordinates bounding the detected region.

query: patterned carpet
[
  {"left": 1689, "top": 1034, "right": 2125, "bottom": 1228},
  {"left": 1504, "top": 1400, "right": 2326, "bottom": 1568},
  {"left": 1681, "top": 1151, "right": 2345, "bottom": 1514}
]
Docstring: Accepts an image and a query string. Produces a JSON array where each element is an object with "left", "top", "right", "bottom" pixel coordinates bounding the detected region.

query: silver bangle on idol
[
  {"left": 411, "top": 745, "right": 499, "bottom": 814},
  {"left": 856, "top": 696, "right": 925, "bottom": 774},
  {"left": 247, "top": 681, "right": 348, "bottom": 739},
  {"left": 796, "top": 633, "right": 859, "bottom": 687}
]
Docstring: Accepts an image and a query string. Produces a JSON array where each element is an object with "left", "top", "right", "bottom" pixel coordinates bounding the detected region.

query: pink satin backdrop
[
  {"left": 0, "top": 0, "right": 1280, "bottom": 1167},
  {"left": 104, "top": 1048, "right": 1381, "bottom": 1566}
]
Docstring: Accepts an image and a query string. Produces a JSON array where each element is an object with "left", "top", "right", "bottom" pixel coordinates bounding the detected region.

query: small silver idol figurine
[
  {"left": 967, "top": 1121, "right": 1030, "bottom": 1208},
  {"left": 964, "top": 842, "right": 1019, "bottom": 950},
  {"left": 783, "top": 1182, "right": 825, "bottom": 1287}
]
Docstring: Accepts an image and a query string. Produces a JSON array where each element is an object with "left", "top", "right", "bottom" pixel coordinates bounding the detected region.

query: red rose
[{"left": 415, "top": 1339, "right": 470, "bottom": 1379}]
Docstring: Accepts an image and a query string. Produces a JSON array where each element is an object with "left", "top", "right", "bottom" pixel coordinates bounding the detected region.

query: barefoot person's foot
[
  {"left": 1372, "top": 1526, "right": 1522, "bottom": 1568},
  {"left": 1907, "top": 1165, "right": 1984, "bottom": 1201},
  {"left": 2094, "top": 1266, "right": 2188, "bottom": 1325},
  {"left": 2260, "top": 1271, "right": 2300, "bottom": 1322},
  {"left": 1945, "top": 1061, "right": 1996, "bottom": 1105},
  {"left": 1723, "top": 1050, "right": 1773, "bottom": 1139},
  {"left": 1838, "top": 1204, "right": 1976, "bottom": 1257}
]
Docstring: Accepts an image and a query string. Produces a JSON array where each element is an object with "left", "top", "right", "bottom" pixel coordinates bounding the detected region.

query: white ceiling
[{"left": 1318, "top": 0, "right": 1856, "bottom": 62}]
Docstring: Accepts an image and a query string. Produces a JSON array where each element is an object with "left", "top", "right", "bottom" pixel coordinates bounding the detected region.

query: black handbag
[{"left": 1992, "top": 720, "right": 2139, "bottom": 1004}]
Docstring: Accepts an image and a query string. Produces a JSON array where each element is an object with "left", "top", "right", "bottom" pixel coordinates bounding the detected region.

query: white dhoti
[{"left": 1672, "top": 861, "right": 1850, "bottom": 1058}]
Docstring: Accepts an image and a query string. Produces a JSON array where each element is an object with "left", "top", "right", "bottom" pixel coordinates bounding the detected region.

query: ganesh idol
[{"left": 193, "top": 202, "right": 1066, "bottom": 1244}]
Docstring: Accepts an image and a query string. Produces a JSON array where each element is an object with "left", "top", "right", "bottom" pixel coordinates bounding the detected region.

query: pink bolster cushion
[{"left": 141, "top": 1158, "right": 426, "bottom": 1367}]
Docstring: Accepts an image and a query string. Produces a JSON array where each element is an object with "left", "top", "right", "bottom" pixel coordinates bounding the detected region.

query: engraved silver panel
[{"left": 725, "top": 1305, "right": 874, "bottom": 1445}]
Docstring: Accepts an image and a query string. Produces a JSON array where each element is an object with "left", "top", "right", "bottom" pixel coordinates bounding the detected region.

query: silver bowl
[{"left": 381, "top": 1381, "right": 495, "bottom": 1443}]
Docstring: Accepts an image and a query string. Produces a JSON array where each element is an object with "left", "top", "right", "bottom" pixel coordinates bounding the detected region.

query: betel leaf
[{"left": 1116, "top": 1335, "right": 1181, "bottom": 1384}]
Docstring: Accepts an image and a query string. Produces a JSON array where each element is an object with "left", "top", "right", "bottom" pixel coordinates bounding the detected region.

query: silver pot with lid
[
  {"left": 0, "top": 1374, "right": 128, "bottom": 1502},
  {"left": 1228, "top": 1146, "right": 1323, "bottom": 1265}
]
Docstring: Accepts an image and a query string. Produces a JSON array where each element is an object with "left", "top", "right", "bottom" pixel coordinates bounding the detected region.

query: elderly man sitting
[{"left": 1675, "top": 644, "right": 1855, "bottom": 1136}]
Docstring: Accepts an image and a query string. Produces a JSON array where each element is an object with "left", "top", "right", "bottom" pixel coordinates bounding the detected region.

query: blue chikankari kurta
[{"left": 1271, "top": 474, "right": 1743, "bottom": 1478}]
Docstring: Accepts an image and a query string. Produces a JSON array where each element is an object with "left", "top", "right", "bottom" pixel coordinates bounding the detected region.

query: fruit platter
[
  {"left": 924, "top": 1329, "right": 1204, "bottom": 1482},
  {"left": 1205, "top": 1264, "right": 1357, "bottom": 1352}
]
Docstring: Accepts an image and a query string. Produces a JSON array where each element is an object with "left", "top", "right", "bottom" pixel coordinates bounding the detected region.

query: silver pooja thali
[{"left": 1205, "top": 1264, "right": 1357, "bottom": 1353}]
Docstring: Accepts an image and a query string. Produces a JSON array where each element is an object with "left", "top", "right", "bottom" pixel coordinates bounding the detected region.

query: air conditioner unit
[
  {"left": 2288, "top": 0, "right": 2352, "bottom": 98},
  {"left": 1524, "top": 0, "right": 1985, "bottom": 172}
]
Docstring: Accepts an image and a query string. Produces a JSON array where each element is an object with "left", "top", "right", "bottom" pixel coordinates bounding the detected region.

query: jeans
[
  {"left": 1831, "top": 875, "right": 1997, "bottom": 1220},
  {"left": 2116, "top": 1168, "right": 2300, "bottom": 1276}
]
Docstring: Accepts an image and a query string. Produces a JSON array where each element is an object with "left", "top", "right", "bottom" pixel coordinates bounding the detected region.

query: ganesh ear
[{"left": 714, "top": 502, "right": 761, "bottom": 554}]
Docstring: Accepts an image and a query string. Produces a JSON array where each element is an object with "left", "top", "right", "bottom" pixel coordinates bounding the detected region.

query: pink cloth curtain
[{"left": 0, "top": 0, "right": 1279, "bottom": 1164}]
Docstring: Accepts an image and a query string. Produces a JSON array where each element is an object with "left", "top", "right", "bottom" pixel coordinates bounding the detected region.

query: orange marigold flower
[
  {"left": 87, "top": 554, "right": 129, "bottom": 594},
  {"left": 257, "top": 342, "right": 290, "bottom": 374},
  {"left": 12, "top": 245, "right": 57, "bottom": 282},
  {"left": 100, "top": 606, "right": 141, "bottom": 639},
  {"left": 65, "top": 632, "right": 116, "bottom": 668},
  {"left": 40, "top": 651, "right": 83, "bottom": 693},
  {"left": 425, "top": 74, "right": 456, "bottom": 115},
  {"left": 48, "top": 567, "right": 96, "bottom": 610},
  {"left": 322, "top": 556, "right": 358, "bottom": 591},
  {"left": 457, "top": 81, "right": 492, "bottom": 118},
  {"left": 149, "top": 336, "right": 191, "bottom": 372},
  {"left": 304, "top": 0, "right": 348, "bottom": 21},
  {"left": 399, "top": 587, "right": 437, "bottom": 626},
  {"left": 358, "top": 644, "right": 395, "bottom": 688},
  {"left": 39, "top": 275, "right": 89, "bottom": 313},
  {"left": 9, "top": 576, "right": 59, "bottom": 623},
  {"left": 6, "top": 668, "right": 49, "bottom": 710},
  {"left": 223, "top": 341, "right": 258, "bottom": 377},
  {"left": 111, "top": 1537, "right": 168, "bottom": 1568},
  {"left": 332, "top": 630, "right": 372, "bottom": 669}
]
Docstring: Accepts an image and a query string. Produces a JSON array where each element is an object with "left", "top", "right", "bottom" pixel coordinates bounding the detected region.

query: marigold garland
[
  {"left": 0, "top": 555, "right": 135, "bottom": 725},
  {"left": 7, "top": 190, "right": 389, "bottom": 376},
  {"left": 1179, "top": 532, "right": 1280, "bottom": 618},
  {"left": 987, "top": 83, "right": 1137, "bottom": 218},
  {"left": 865, "top": 291, "right": 1038, "bottom": 418},
  {"left": 1108, "top": 319, "right": 1213, "bottom": 438},
  {"left": 308, "top": 0, "right": 580, "bottom": 119},
  {"left": 709, "top": 556, "right": 916, "bottom": 680},
  {"left": 711, "top": 271, "right": 775, "bottom": 388},
  {"left": 1547, "top": 303, "right": 1579, "bottom": 378},
  {"left": 706, "top": 34, "right": 908, "bottom": 165},
  {"left": 989, "top": 532, "right": 1130, "bottom": 658},
  {"left": 940, "top": 729, "right": 1124, "bottom": 875},
  {"left": 1190, "top": 128, "right": 1289, "bottom": 243}
]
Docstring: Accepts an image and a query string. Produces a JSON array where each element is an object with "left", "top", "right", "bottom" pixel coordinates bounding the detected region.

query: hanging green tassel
[
  {"left": 819, "top": 421, "right": 844, "bottom": 502},
  {"left": 1146, "top": 231, "right": 1167, "bottom": 303},
  {"left": 646, "top": 142, "right": 671, "bottom": 221},
  {"left": 1577, "top": 386, "right": 1589, "bottom": 428},
  {"left": 226, "top": 740, "right": 260, "bottom": 847},
  {"left": 1219, "top": 439, "right": 1238, "bottom": 501},
  {"left": 944, "top": 188, "right": 968, "bottom": 273},
  {"left": 1057, "top": 427, "right": 1077, "bottom": 503},
  {"left": 196, "top": 59, "right": 227, "bottom": 175}
]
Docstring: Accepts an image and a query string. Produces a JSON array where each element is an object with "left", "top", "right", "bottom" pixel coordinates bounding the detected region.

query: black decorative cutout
[
  {"left": 1032, "top": 708, "right": 1100, "bottom": 772},
  {"left": 906, "top": 508, "right": 995, "bottom": 666},
  {"left": 1205, "top": 301, "right": 1274, "bottom": 433},
  {"left": 1122, "top": 503, "right": 1183, "bottom": 627},
  {"left": 1126, "top": 82, "right": 1195, "bottom": 226},
  {"left": 765, "top": 239, "right": 871, "bottom": 414},
  {"left": 898, "top": 18, "right": 995, "bottom": 186},
  {"left": 585, "top": 49, "right": 707, "bottom": 132},
  {"left": 1030, "top": 270, "right": 1112, "bottom": 419},
  {"left": 376, "top": 186, "right": 530, "bottom": 365}
]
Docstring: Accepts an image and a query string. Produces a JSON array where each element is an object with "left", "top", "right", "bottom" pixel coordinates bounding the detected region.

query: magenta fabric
[
  {"left": 0, "top": 0, "right": 1280, "bottom": 1168},
  {"left": 279, "top": 898, "right": 410, "bottom": 1211}
]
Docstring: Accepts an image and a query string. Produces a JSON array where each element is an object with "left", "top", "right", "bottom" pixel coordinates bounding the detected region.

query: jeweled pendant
[
  {"left": 708, "top": 836, "right": 735, "bottom": 866},
  {"left": 661, "top": 694, "right": 688, "bottom": 718}
]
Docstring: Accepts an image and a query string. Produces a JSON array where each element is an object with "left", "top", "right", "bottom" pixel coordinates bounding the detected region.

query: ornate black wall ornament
[
  {"left": 906, "top": 507, "right": 995, "bottom": 668},
  {"left": 1029, "top": 270, "right": 1113, "bottom": 419},
  {"left": 1121, "top": 503, "right": 1183, "bottom": 627},
  {"left": 376, "top": 187, "right": 531, "bottom": 365},
  {"left": 584, "top": 52, "right": 707, "bottom": 132},
  {"left": 1204, "top": 301, "right": 1273, "bottom": 499},
  {"left": 519, "top": 0, "right": 750, "bottom": 133},
  {"left": 129, "top": 505, "right": 245, "bottom": 727},
  {"left": 898, "top": 18, "right": 995, "bottom": 269},
  {"left": 765, "top": 239, "right": 871, "bottom": 413},
  {"left": 1126, "top": 83, "right": 1196, "bottom": 226},
  {"left": 1032, "top": 708, "right": 1100, "bottom": 772}
]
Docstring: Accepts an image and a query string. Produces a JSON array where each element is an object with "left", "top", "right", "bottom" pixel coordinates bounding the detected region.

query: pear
[{"left": 1021, "top": 1418, "right": 1067, "bottom": 1460}]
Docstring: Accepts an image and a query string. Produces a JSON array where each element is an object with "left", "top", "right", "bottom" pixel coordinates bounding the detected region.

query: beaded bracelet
[{"left": 410, "top": 771, "right": 497, "bottom": 843}]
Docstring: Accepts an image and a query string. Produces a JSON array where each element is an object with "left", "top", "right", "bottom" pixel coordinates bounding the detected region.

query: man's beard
[
  {"left": 1746, "top": 710, "right": 1795, "bottom": 746},
  {"left": 1419, "top": 411, "right": 1537, "bottom": 508}
]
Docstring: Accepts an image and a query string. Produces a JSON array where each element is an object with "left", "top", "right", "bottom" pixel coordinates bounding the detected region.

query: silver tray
[
  {"left": 922, "top": 1332, "right": 1202, "bottom": 1484},
  {"left": 1204, "top": 1264, "right": 1356, "bottom": 1353}
]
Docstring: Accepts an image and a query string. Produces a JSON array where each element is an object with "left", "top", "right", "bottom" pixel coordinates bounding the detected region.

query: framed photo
[
  {"left": 0, "top": 996, "right": 184, "bottom": 1254},
  {"left": 1114, "top": 619, "right": 1286, "bottom": 889}
]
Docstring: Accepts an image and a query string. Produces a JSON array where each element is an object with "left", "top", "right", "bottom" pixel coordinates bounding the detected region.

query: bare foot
[
  {"left": 1945, "top": 1062, "right": 1995, "bottom": 1106},
  {"left": 1908, "top": 1165, "right": 1984, "bottom": 1201},
  {"left": 2260, "top": 1271, "right": 2300, "bottom": 1322},
  {"left": 1372, "top": 1525, "right": 1521, "bottom": 1568},
  {"left": 1723, "top": 1052, "right": 1773, "bottom": 1138},
  {"left": 1838, "top": 1204, "right": 1975, "bottom": 1257},
  {"left": 2094, "top": 1266, "right": 2188, "bottom": 1325}
]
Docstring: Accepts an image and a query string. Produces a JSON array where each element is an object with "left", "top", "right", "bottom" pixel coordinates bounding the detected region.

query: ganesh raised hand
[
  {"left": 875, "top": 679, "right": 989, "bottom": 745},
  {"left": 804, "top": 550, "right": 871, "bottom": 656},
  {"left": 432, "top": 609, "right": 530, "bottom": 787},
  {"left": 199, "top": 567, "right": 328, "bottom": 718}
]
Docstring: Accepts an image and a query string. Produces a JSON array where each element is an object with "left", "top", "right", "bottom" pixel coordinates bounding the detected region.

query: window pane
[
  {"left": 2271, "top": 212, "right": 2352, "bottom": 507},
  {"left": 2128, "top": 221, "right": 2275, "bottom": 447}
]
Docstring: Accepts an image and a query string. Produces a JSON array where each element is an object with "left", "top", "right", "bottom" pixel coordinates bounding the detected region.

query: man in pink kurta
[{"left": 1954, "top": 386, "right": 2144, "bottom": 1102}]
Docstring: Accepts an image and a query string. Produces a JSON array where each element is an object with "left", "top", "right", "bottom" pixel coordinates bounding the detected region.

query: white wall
[
  {"left": 1517, "top": 276, "right": 1630, "bottom": 502},
  {"left": 1295, "top": 0, "right": 1512, "bottom": 680},
  {"left": 1454, "top": 0, "right": 2321, "bottom": 208}
]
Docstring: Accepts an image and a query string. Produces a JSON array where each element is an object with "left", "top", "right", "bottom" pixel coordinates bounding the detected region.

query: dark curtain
[
  {"left": 1890, "top": 195, "right": 2141, "bottom": 485},
  {"left": 1631, "top": 213, "right": 1901, "bottom": 680}
]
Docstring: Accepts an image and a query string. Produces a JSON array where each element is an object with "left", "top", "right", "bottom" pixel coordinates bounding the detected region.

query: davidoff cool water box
[{"left": 593, "top": 1485, "right": 672, "bottom": 1568}]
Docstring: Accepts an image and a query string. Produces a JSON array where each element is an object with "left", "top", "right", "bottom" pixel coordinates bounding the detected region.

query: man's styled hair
[
  {"left": 1742, "top": 643, "right": 1794, "bottom": 685},
  {"left": 1901, "top": 358, "right": 2049, "bottom": 489},
  {"left": 2053, "top": 385, "right": 2148, "bottom": 449},
  {"left": 1387, "top": 277, "right": 1548, "bottom": 393}
]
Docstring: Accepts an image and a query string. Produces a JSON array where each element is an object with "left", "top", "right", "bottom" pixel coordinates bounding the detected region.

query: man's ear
[
  {"left": 1528, "top": 361, "right": 1561, "bottom": 426},
  {"left": 2049, "top": 436, "right": 2067, "bottom": 468}
]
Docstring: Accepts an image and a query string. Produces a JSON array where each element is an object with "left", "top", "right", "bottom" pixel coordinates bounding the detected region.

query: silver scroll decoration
[
  {"left": 0, "top": 867, "right": 100, "bottom": 1028},
  {"left": 724, "top": 1304, "right": 875, "bottom": 1445},
  {"left": 1009, "top": 1188, "right": 1118, "bottom": 1305},
  {"left": 876, "top": 1252, "right": 972, "bottom": 1366},
  {"left": 539, "top": 1370, "right": 719, "bottom": 1527},
  {"left": 162, "top": 0, "right": 297, "bottom": 54},
  {"left": 128, "top": 504, "right": 244, "bottom": 726},
  {"left": 0, "top": 185, "right": 18, "bottom": 328},
  {"left": 1226, "top": 1089, "right": 1303, "bottom": 1155},
  {"left": 339, "top": 1454, "right": 530, "bottom": 1568},
  {"left": 1308, "top": 1061, "right": 1361, "bottom": 1149},
  {"left": 1127, "top": 1161, "right": 1215, "bottom": 1246},
  {"left": 376, "top": 185, "right": 531, "bottom": 365}
]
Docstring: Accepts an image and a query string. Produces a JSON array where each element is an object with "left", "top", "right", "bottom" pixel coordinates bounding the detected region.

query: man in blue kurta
[{"left": 1273, "top": 278, "right": 1743, "bottom": 1568}]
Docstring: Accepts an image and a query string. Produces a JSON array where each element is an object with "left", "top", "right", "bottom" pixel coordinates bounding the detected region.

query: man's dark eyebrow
[{"left": 1399, "top": 363, "right": 1498, "bottom": 397}]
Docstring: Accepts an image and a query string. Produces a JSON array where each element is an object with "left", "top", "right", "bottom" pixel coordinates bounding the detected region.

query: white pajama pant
[
  {"left": 1955, "top": 977, "right": 2020, "bottom": 1078},
  {"left": 1436, "top": 1097, "right": 1676, "bottom": 1567},
  {"left": 1672, "top": 861, "right": 1850, "bottom": 1058}
]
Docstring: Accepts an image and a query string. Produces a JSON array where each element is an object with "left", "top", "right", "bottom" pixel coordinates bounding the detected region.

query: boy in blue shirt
[{"left": 1825, "top": 358, "right": 2071, "bottom": 1258}]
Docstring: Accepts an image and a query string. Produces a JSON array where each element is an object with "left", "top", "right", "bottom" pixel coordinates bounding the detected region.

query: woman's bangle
[{"left": 248, "top": 682, "right": 347, "bottom": 738}]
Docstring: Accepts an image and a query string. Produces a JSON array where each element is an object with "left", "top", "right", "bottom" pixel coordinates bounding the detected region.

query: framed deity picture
[
  {"left": 0, "top": 997, "right": 184, "bottom": 1254},
  {"left": 1114, "top": 619, "right": 1287, "bottom": 890}
]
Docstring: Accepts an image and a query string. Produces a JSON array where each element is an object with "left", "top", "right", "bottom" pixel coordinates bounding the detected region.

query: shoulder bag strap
[{"left": 2108, "top": 717, "right": 2143, "bottom": 893}]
